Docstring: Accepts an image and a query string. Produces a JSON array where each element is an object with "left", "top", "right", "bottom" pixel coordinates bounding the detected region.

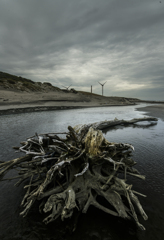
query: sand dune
[{"left": 0, "top": 89, "right": 134, "bottom": 113}]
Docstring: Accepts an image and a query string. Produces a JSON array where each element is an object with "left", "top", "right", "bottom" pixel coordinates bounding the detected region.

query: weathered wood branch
[
  {"left": 88, "top": 116, "right": 158, "bottom": 130},
  {"left": 0, "top": 117, "right": 157, "bottom": 231}
]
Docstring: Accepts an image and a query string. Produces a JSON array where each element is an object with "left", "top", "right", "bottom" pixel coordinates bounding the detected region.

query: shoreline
[
  {"left": 0, "top": 102, "right": 136, "bottom": 115},
  {"left": 0, "top": 89, "right": 137, "bottom": 115},
  {"left": 1, "top": 101, "right": 164, "bottom": 116},
  {"left": 0, "top": 88, "right": 164, "bottom": 116}
]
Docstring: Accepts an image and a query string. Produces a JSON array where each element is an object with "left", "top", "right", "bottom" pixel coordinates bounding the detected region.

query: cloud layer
[{"left": 0, "top": 0, "right": 164, "bottom": 100}]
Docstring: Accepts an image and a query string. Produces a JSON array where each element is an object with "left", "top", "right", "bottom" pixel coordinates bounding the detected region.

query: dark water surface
[{"left": 0, "top": 104, "right": 164, "bottom": 240}]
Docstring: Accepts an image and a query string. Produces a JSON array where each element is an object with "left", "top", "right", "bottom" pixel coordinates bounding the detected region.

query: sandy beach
[
  {"left": 0, "top": 89, "right": 136, "bottom": 114},
  {"left": 1, "top": 87, "right": 164, "bottom": 118}
]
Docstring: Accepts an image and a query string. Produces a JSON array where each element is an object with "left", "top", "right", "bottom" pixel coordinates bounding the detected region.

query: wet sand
[{"left": 136, "top": 104, "right": 164, "bottom": 121}]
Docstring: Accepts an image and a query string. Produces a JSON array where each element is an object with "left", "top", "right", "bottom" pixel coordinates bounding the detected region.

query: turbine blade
[{"left": 102, "top": 81, "right": 107, "bottom": 86}]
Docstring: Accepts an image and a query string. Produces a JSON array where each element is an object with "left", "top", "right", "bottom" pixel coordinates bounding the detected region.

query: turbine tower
[{"left": 98, "top": 81, "right": 107, "bottom": 96}]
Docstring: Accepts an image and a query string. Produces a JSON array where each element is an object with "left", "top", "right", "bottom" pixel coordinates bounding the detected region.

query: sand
[
  {"left": 0, "top": 89, "right": 135, "bottom": 114},
  {"left": 1, "top": 89, "right": 164, "bottom": 117},
  {"left": 136, "top": 104, "right": 164, "bottom": 121}
]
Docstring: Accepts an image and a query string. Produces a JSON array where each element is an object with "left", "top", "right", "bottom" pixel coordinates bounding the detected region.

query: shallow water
[{"left": 0, "top": 104, "right": 164, "bottom": 240}]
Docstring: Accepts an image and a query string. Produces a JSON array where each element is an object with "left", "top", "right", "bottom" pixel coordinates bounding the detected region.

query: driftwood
[{"left": 0, "top": 117, "right": 158, "bottom": 231}]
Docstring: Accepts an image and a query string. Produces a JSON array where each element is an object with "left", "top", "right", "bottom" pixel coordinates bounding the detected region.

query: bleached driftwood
[
  {"left": 74, "top": 116, "right": 158, "bottom": 131},
  {"left": 0, "top": 117, "right": 158, "bottom": 231}
]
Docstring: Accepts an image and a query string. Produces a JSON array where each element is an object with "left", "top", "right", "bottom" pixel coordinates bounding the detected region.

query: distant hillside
[{"left": 0, "top": 71, "right": 61, "bottom": 92}]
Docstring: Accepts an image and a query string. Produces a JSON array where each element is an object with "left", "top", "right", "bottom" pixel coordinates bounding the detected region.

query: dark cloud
[{"left": 0, "top": 0, "right": 164, "bottom": 100}]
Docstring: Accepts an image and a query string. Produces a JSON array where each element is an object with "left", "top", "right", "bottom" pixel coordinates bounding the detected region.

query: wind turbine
[
  {"left": 62, "top": 84, "right": 72, "bottom": 90},
  {"left": 98, "top": 81, "right": 107, "bottom": 96}
]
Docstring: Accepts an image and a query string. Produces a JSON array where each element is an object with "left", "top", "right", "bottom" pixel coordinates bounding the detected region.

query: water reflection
[{"left": 102, "top": 122, "right": 158, "bottom": 134}]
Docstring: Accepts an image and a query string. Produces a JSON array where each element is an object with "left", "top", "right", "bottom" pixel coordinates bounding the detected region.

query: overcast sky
[{"left": 0, "top": 0, "right": 164, "bottom": 100}]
